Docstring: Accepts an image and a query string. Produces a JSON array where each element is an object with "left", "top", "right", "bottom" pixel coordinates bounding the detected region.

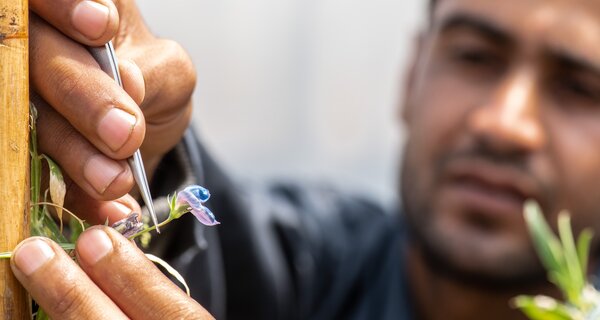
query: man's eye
[
  {"left": 451, "top": 48, "right": 499, "bottom": 68},
  {"left": 444, "top": 45, "right": 505, "bottom": 80},
  {"left": 556, "top": 76, "right": 599, "bottom": 102}
]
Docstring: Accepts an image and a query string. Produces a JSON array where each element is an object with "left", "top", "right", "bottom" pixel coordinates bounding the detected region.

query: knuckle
[
  {"left": 166, "top": 40, "right": 197, "bottom": 87},
  {"left": 36, "top": 104, "right": 82, "bottom": 159},
  {"left": 155, "top": 39, "right": 197, "bottom": 105},
  {"left": 111, "top": 271, "right": 144, "bottom": 300},
  {"left": 51, "top": 65, "right": 88, "bottom": 112},
  {"left": 44, "top": 125, "right": 81, "bottom": 165},
  {"left": 53, "top": 281, "right": 86, "bottom": 317},
  {"left": 157, "top": 300, "right": 209, "bottom": 320},
  {"left": 47, "top": 123, "right": 79, "bottom": 157}
]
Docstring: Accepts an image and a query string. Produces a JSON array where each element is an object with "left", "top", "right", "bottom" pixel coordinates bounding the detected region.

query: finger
[
  {"left": 30, "top": 14, "right": 145, "bottom": 160},
  {"left": 33, "top": 93, "right": 142, "bottom": 223},
  {"left": 129, "top": 39, "right": 196, "bottom": 119},
  {"left": 64, "top": 190, "right": 142, "bottom": 225},
  {"left": 11, "top": 237, "right": 128, "bottom": 319},
  {"left": 119, "top": 39, "right": 195, "bottom": 158},
  {"left": 119, "top": 59, "right": 146, "bottom": 106},
  {"left": 76, "top": 227, "right": 213, "bottom": 319},
  {"left": 34, "top": 95, "right": 134, "bottom": 200},
  {"left": 37, "top": 149, "right": 140, "bottom": 225},
  {"left": 29, "top": 0, "right": 119, "bottom": 45}
]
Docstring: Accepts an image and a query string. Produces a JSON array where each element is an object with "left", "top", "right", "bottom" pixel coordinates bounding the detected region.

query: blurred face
[{"left": 402, "top": 0, "right": 600, "bottom": 282}]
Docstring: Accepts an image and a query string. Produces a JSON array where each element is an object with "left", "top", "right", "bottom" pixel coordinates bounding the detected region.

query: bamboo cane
[{"left": 0, "top": 0, "right": 30, "bottom": 318}]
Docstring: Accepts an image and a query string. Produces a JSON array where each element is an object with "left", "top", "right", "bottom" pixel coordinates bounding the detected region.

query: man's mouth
[{"left": 440, "top": 158, "right": 538, "bottom": 217}]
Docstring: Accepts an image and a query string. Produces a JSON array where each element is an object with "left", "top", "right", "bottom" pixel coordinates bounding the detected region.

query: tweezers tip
[{"left": 147, "top": 205, "right": 161, "bottom": 234}]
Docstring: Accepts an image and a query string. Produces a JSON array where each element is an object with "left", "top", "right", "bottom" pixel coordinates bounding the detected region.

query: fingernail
[
  {"left": 97, "top": 108, "right": 137, "bottom": 152},
  {"left": 72, "top": 1, "right": 110, "bottom": 40},
  {"left": 84, "top": 155, "right": 126, "bottom": 194},
  {"left": 14, "top": 239, "right": 55, "bottom": 276},
  {"left": 110, "top": 201, "right": 134, "bottom": 220},
  {"left": 78, "top": 229, "right": 113, "bottom": 265}
]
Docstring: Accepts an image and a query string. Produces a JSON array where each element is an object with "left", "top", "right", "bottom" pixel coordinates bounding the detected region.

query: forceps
[{"left": 89, "top": 42, "right": 160, "bottom": 233}]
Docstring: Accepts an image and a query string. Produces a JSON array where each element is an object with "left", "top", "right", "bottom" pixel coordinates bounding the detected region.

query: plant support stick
[{"left": 0, "top": 0, "right": 30, "bottom": 318}]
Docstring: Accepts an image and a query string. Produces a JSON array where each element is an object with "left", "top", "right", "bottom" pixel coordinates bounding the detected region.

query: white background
[{"left": 138, "top": 1, "right": 427, "bottom": 205}]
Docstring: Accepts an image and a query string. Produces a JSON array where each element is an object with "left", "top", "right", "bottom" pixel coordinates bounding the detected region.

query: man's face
[{"left": 402, "top": 0, "right": 600, "bottom": 282}]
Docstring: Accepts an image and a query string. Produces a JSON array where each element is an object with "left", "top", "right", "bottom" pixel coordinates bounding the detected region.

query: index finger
[
  {"left": 75, "top": 227, "right": 214, "bottom": 319},
  {"left": 10, "top": 237, "right": 128, "bottom": 319},
  {"left": 30, "top": 0, "right": 119, "bottom": 46}
]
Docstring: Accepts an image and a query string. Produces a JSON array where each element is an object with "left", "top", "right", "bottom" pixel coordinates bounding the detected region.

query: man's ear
[{"left": 400, "top": 32, "right": 426, "bottom": 125}]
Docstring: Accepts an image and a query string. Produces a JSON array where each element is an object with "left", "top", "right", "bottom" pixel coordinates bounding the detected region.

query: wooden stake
[{"left": 0, "top": 0, "right": 30, "bottom": 318}]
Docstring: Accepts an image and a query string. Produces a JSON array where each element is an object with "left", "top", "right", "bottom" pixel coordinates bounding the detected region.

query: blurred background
[{"left": 138, "top": 1, "right": 427, "bottom": 206}]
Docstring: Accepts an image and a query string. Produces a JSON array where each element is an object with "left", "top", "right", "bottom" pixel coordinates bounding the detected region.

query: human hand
[
  {"left": 28, "top": 0, "right": 196, "bottom": 224},
  {"left": 10, "top": 226, "right": 212, "bottom": 319}
]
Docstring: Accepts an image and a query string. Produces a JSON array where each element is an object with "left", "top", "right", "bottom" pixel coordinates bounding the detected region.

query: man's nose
[{"left": 467, "top": 68, "right": 545, "bottom": 153}]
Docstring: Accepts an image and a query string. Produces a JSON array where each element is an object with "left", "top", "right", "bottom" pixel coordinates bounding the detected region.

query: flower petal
[
  {"left": 182, "top": 185, "right": 211, "bottom": 203},
  {"left": 176, "top": 189, "right": 204, "bottom": 211},
  {"left": 191, "top": 205, "right": 220, "bottom": 226}
]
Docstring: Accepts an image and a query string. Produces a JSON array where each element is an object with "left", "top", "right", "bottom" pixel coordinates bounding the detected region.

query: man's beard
[{"left": 399, "top": 144, "right": 549, "bottom": 290}]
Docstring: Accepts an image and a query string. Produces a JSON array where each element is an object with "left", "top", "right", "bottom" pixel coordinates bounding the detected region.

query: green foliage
[
  {"left": 41, "top": 155, "right": 66, "bottom": 231},
  {"left": 29, "top": 105, "right": 68, "bottom": 244},
  {"left": 34, "top": 308, "right": 50, "bottom": 320},
  {"left": 515, "top": 200, "right": 600, "bottom": 320}
]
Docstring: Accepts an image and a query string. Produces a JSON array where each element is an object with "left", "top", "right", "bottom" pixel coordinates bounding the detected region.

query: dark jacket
[{"left": 147, "top": 129, "right": 412, "bottom": 320}]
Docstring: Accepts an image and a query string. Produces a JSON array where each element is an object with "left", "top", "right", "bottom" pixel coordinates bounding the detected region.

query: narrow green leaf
[
  {"left": 557, "top": 213, "right": 584, "bottom": 302},
  {"left": 36, "top": 209, "right": 68, "bottom": 243},
  {"left": 576, "top": 229, "right": 593, "bottom": 280},
  {"left": 513, "top": 295, "right": 573, "bottom": 320},
  {"left": 29, "top": 102, "right": 43, "bottom": 227},
  {"left": 69, "top": 217, "right": 87, "bottom": 243},
  {"left": 169, "top": 192, "right": 178, "bottom": 212},
  {"left": 524, "top": 201, "right": 566, "bottom": 276},
  {"left": 35, "top": 307, "right": 50, "bottom": 320},
  {"left": 547, "top": 271, "right": 570, "bottom": 295},
  {"left": 58, "top": 243, "right": 76, "bottom": 251}
]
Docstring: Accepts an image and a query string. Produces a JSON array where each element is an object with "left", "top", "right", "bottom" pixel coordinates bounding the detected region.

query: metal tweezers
[{"left": 88, "top": 42, "right": 160, "bottom": 233}]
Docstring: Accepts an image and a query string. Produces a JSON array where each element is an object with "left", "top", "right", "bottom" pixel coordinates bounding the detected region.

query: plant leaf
[
  {"left": 29, "top": 104, "right": 45, "bottom": 232},
  {"left": 557, "top": 212, "right": 584, "bottom": 303},
  {"left": 576, "top": 229, "right": 593, "bottom": 282},
  {"left": 41, "top": 155, "right": 66, "bottom": 232},
  {"left": 513, "top": 295, "right": 573, "bottom": 320},
  {"left": 524, "top": 201, "right": 566, "bottom": 277},
  {"left": 69, "top": 217, "right": 86, "bottom": 243},
  {"left": 34, "top": 307, "right": 50, "bottom": 320},
  {"left": 58, "top": 243, "right": 76, "bottom": 251},
  {"left": 34, "top": 208, "right": 68, "bottom": 243}
]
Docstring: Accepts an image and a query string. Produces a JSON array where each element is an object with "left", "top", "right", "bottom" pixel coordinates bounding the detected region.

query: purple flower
[
  {"left": 112, "top": 213, "right": 144, "bottom": 237},
  {"left": 176, "top": 185, "right": 219, "bottom": 226}
]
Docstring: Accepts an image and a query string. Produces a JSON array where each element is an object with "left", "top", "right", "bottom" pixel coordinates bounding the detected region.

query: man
[{"left": 12, "top": 0, "right": 600, "bottom": 319}]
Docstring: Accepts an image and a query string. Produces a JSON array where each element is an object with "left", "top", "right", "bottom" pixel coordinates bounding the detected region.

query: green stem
[
  {"left": 0, "top": 243, "right": 74, "bottom": 260},
  {"left": 129, "top": 217, "right": 174, "bottom": 240},
  {"left": 59, "top": 243, "right": 75, "bottom": 251}
]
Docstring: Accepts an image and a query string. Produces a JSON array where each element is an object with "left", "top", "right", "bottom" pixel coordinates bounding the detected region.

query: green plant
[{"left": 514, "top": 200, "right": 600, "bottom": 320}]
